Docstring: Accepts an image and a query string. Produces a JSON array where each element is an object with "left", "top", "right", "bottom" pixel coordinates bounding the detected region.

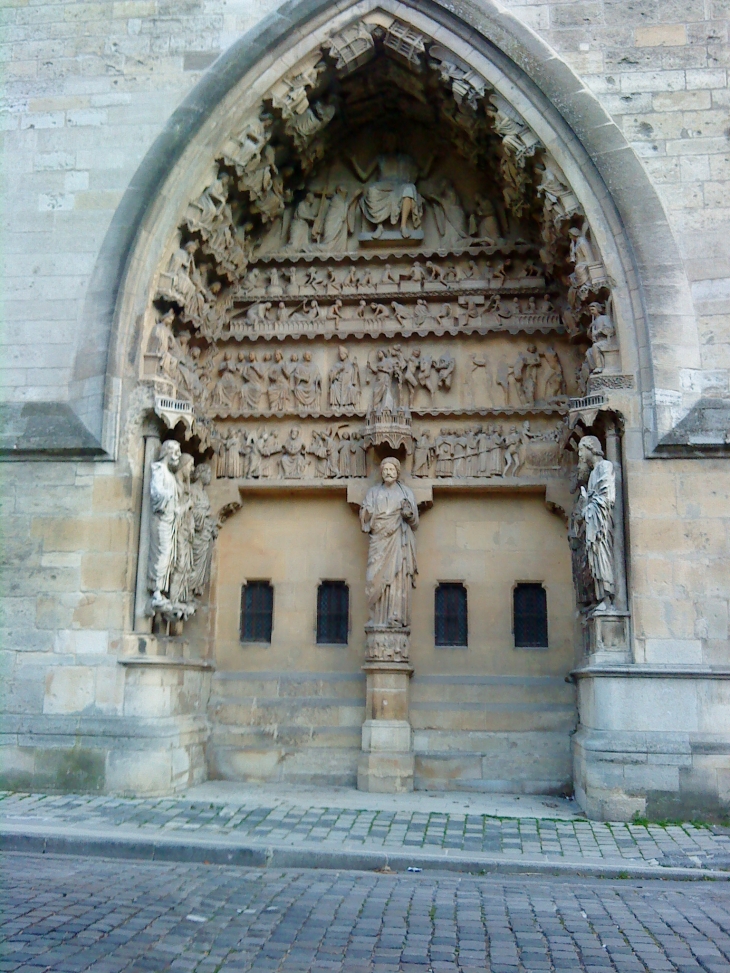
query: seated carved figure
[{"left": 350, "top": 133, "right": 434, "bottom": 239}]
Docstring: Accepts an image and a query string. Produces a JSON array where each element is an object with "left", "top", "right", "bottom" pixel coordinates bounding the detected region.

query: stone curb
[{"left": 1, "top": 825, "right": 728, "bottom": 881}]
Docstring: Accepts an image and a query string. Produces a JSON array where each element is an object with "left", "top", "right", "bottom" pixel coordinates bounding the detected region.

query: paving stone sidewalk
[{"left": 3, "top": 788, "right": 730, "bottom": 875}]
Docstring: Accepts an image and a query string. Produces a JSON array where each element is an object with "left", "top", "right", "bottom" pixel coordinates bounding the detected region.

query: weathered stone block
[
  {"left": 44, "top": 666, "right": 95, "bottom": 714},
  {"left": 635, "top": 25, "right": 687, "bottom": 47}
]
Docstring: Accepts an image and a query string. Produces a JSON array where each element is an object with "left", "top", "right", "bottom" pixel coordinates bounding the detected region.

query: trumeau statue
[
  {"left": 360, "top": 457, "right": 418, "bottom": 631},
  {"left": 577, "top": 436, "right": 616, "bottom": 613}
]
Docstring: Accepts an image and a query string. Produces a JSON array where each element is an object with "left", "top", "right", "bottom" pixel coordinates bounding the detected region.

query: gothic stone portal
[{"left": 135, "top": 13, "right": 627, "bottom": 793}]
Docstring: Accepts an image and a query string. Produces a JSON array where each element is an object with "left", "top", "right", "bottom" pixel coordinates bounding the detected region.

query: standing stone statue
[
  {"left": 190, "top": 463, "right": 218, "bottom": 596},
  {"left": 577, "top": 435, "right": 616, "bottom": 612},
  {"left": 169, "top": 453, "right": 195, "bottom": 608},
  {"left": 147, "top": 440, "right": 182, "bottom": 608},
  {"left": 359, "top": 457, "right": 418, "bottom": 631}
]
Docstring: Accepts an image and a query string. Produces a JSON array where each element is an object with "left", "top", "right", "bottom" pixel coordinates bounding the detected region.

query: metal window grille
[
  {"left": 317, "top": 581, "right": 349, "bottom": 644},
  {"left": 513, "top": 583, "right": 548, "bottom": 648},
  {"left": 240, "top": 581, "right": 273, "bottom": 643},
  {"left": 435, "top": 583, "right": 468, "bottom": 647}
]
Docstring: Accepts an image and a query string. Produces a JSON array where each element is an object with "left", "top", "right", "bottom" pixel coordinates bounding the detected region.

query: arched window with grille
[
  {"left": 434, "top": 583, "right": 468, "bottom": 647},
  {"left": 316, "top": 580, "right": 349, "bottom": 644},
  {"left": 513, "top": 583, "right": 549, "bottom": 648},
  {"left": 240, "top": 581, "right": 274, "bottom": 643}
]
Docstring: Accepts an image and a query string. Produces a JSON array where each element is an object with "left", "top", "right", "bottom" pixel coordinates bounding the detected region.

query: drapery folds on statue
[
  {"left": 577, "top": 435, "right": 616, "bottom": 612},
  {"left": 360, "top": 457, "right": 418, "bottom": 630}
]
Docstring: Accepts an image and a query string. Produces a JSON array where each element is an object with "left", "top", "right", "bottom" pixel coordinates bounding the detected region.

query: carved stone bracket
[
  {"left": 363, "top": 408, "right": 414, "bottom": 453},
  {"left": 365, "top": 627, "right": 411, "bottom": 663},
  {"left": 154, "top": 394, "right": 194, "bottom": 433},
  {"left": 325, "top": 21, "right": 376, "bottom": 74},
  {"left": 429, "top": 45, "right": 488, "bottom": 110},
  {"left": 568, "top": 393, "right": 608, "bottom": 429}
]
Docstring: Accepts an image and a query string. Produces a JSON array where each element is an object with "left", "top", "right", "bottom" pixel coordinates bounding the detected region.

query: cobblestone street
[{"left": 3, "top": 854, "right": 730, "bottom": 973}]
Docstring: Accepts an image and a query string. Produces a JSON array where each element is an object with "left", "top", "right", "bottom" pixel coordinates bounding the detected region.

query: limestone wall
[
  {"left": 210, "top": 492, "right": 575, "bottom": 792},
  {"left": 1, "top": 0, "right": 728, "bottom": 813}
]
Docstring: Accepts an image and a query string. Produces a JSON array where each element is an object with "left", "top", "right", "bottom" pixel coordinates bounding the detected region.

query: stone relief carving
[
  {"left": 413, "top": 420, "right": 563, "bottom": 479},
  {"left": 536, "top": 159, "right": 583, "bottom": 226},
  {"left": 360, "top": 457, "right": 418, "bottom": 639},
  {"left": 222, "top": 112, "right": 271, "bottom": 173},
  {"left": 268, "top": 50, "right": 327, "bottom": 119},
  {"left": 349, "top": 133, "right": 434, "bottom": 241},
  {"left": 214, "top": 423, "right": 369, "bottom": 480},
  {"left": 328, "top": 346, "right": 361, "bottom": 409},
  {"left": 146, "top": 312, "right": 582, "bottom": 423}
]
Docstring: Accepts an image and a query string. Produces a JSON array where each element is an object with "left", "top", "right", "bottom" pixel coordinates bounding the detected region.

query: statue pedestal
[
  {"left": 582, "top": 610, "right": 631, "bottom": 665},
  {"left": 358, "top": 659, "right": 414, "bottom": 793}
]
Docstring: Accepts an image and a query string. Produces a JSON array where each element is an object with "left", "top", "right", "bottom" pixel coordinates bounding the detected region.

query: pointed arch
[{"left": 72, "top": 0, "right": 697, "bottom": 458}]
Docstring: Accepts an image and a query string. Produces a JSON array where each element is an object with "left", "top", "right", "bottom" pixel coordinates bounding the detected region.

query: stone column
[{"left": 358, "top": 629, "right": 415, "bottom": 793}]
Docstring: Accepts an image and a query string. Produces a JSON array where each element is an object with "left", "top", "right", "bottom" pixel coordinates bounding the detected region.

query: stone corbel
[
  {"left": 325, "top": 21, "right": 376, "bottom": 75},
  {"left": 382, "top": 19, "right": 427, "bottom": 67},
  {"left": 428, "top": 45, "right": 488, "bottom": 110},
  {"left": 268, "top": 51, "right": 327, "bottom": 119},
  {"left": 154, "top": 394, "right": 194, "bottom": 434},
  {"left": 568, "top": 393, "right": 608, "bottom": 429}
]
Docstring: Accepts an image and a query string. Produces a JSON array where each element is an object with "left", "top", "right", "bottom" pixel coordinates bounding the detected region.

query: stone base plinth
[
  {"left": 358, "top": 660, "right": 414, "bottom": 793},
  {"left": 358, "top": 749, "right": 415, "bottom": 793},
  {"left": 582, "top": 610, "right": 631, "bottom": 665}
]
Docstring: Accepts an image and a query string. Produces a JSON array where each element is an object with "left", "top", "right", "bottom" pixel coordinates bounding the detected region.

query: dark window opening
[
  {"left": 240, "top": 581, "right": 273, "bottom": 643},
  {"left": 513, "top": 583, "right": 548, "bottom": 648},
  {"left": 317, "top": 581, "right": 349, "bottom": 644},
  {"left": 435, "top": 583, "right": 468, "bottom": 647}
]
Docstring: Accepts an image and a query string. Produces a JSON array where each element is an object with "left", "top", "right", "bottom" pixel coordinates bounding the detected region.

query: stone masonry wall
[{"left": 0, "top": 0, "right": 728, "bottom": 805}]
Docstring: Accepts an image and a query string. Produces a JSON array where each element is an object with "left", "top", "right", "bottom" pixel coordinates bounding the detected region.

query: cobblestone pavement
[
  {"left": 2, "top": 791, "right": 730, "bottom": 871},
  {"left": 3, "top": 854, "right": 730, "bottom": 973}
]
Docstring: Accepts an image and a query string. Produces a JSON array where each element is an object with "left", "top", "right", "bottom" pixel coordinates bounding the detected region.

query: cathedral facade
[{"left": 2, "top": 0, "right": 729, "bottom": 820}]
